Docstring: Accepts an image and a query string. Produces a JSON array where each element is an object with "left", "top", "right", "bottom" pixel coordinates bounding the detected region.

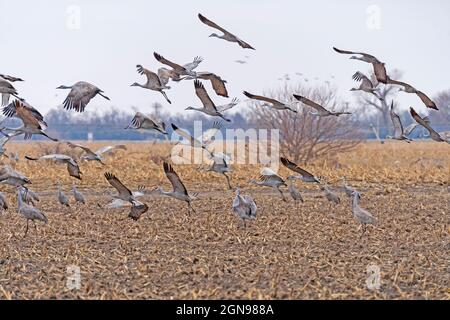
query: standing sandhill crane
[
  {"left": 198, "top": 13, "right": 255, "bottom": 50},
  {"left": 286, "top": 176, "right": 304, "bottom": 203},
  {"left": 199, "top": 152, "right": 233, "bottom": 189},
  {"left": 341, "top": 177, "right": 358, "bottom": 198},
  {"left": 0, "top": 79, "right": 20, "bottom": 106},
  {"left": 350, "top": 71, "right": 382, "bottom": 100},
  {"left": 351, "top": 191, "right": 376, "bottom": 236},
  {"left": 0, "top": 192, "right": 8, "bottom": 212},
  {"left": 410, "top": 107, "right": 450, "bottom": 143},
  {"left": 243, "top": 91, "right": 298, "bottom": 113},
  {"left": 25, "top": 154, "right": 82, "bottom": 180},
  {"left": 67, "top": 142, "right": 126, "bottom": 164},
  {"left": 131, "top": 65, "right": 171, "bottom": 104},
  {"left": 72, "top": 184, "right": 85, "bottom": 204},
  {"left": 154, "top": 162, "right": 198, "bottom": 214},
  {"left": 171, "top": 122, "right": 222, "bottom": 152},
  {"left": 249, "top": 167, "right": 287, "bottom": 202},
  {"left": 280, "top": 157, "right": 321, "bottom": 183},
  {"left": 104, "top": 172, "right": 149, "bottom": 220},
  {"left": 20, "top": 188, "right": 39, "bottom": 206},
  {"left": 387, "top": 77, "right": 438, "bottom": 110},
  {"left": 57, "top": 81, "right": 110, "bottom": 112},
  {"left": 333, "top": 47, "right": 387, "bottom": 84},
  {"left": 232, "top": 188, "right": 257, "bottom": 228},
  {"left": 293, "top": 95, "right": 351, "bottom": 117},
  {"left": 1, "top": 100, "right": 58, "bottom": 141},
  {"left": 17, "top": 186, "right": 47, "bottom": 237},
  {"left": 125, "top": 112, "right": 167, "bottom": 136},
  {"left": 57, "top": 182, "right": 70, "bottom": 207},
  {"left": 386, "top": 102, "right": 412, "bottom": 142},
  {"left": 320, "top": 184, "right": 341, "bottom": 209},
  {"left": 0, "top": 165, "right": 31, "bottom": 189},
  {"left": 183, "top": 72, "right": 229, "bottom": 97},
  {"left": 185, "top": 80, "right": 238, "bottom": 122}
]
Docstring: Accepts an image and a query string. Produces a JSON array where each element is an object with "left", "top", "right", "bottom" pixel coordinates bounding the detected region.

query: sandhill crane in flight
[
  {"left": 125, "top": 112, "right": 167, "bottom": 136},
  {"left": 410, "top": 107, "right": 450, "bottom": 143},
  {"left": 72, "top": 185, "right": 86, "bottom": 204},
  {"left": 25, "top": 154, "right": 82, "bottom": 180},
  {"left": 286, "top": 176, "right": 304, "bottom": 202},
  {"left": 199, "top": 152, "right": 233, "bottom": 189},
  {"left": 321, "top": 184, "right": 341, "bottom": 207},
  {"left": 293, "top": 95, "right": 351, "bottom": 117},
  {"left": 153, "top": 52, "right": 198, "bottom": 79},
  {"left": 333, "top": 47, "right": 387, "bottom": 84},
  {"left": 57, "top": 81, "right": 110, "bottom": 112},
  {"left": 386, "top": 102, "right": 412, "bottom": 142},
  {"left": 235, "top": 60, "right": 247, "bottom": 64},
  {"left": 154, "top": 162, "right": 198, "bottom": 214},
  {"left": 249, "top": 167, "right": 287, "bottom": 202},
  {"left": 186, "top": 80, "right": 238, "bottom": 122},
  {"left": 17, "top": 186, "right": 47, "bottom": 237},
  {"left": 156, "top": 56, "right": 203, "bottom": 84},
  {"left": 105, "top": 186, "right": 147, "bottom": 209},
  {"left": 232, "top": 188, "right": 257, "bottom": 228},
  {"left": 0, "top": 79, "right": 20, "bottom": 106},
  {"left": 0, "top": 74, "right": 24, "bottom": 82},
  {"left": 131, "top": 65, "right": 171, "bottom": 104},
  {"left": 104, "top": 172, "right": 149, "bottom": 220},
  {"left": 243, "top": 91, "right": 298, "bottom": 113},
  {"left": 198, "top": 13, "right": 255, "bottom": 50},
  {"left": 0, "top": 192, "right": 8, "bottom": 212},
  {"left": 57, "top": 182, "right": 70, "bottom": 207},
  {"left": 182, "top": 72, "right": 229, "bottom": 97},
  {"left": 171, "top": 122, "right": 222, "bottom": 153},
  {"left": 351, "top": 191, "right": 376, "bottom": 236},
  {"left": 350, "top": 72, "right": 382, "bottom": 100},
  {"left": 1, "top": 100, "right": 58, "bottom": 141},
  {"left": 280, "top": 157, "right": 321, "bottom": 183},
  {"left": 0, "top": 165, "right": 31, "bottom": 189},
  {"left": 67, "top": 142, "right": 126, "bottom": 164},
  {"left": 386, "top": 77, "right": 438, "bottom": 110}
]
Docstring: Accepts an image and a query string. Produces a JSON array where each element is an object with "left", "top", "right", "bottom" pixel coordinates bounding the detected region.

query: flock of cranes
[{"left": 0, "top": 12, "right": 447, "bottom": 236}]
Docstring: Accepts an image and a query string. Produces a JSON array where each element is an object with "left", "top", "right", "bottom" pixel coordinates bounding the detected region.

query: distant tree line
[{"left": 3, "top": 79, "right": 448, "bottom": 144}]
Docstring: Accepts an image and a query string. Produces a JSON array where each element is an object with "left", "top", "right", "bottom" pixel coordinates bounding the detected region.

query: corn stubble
[{"left": 0, "top": 141, "right": 448, "bottom": 299}]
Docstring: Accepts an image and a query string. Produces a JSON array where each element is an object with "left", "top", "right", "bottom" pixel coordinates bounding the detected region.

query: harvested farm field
[{"left": 0, "top": 141, "right": 448, "bottom": 299}]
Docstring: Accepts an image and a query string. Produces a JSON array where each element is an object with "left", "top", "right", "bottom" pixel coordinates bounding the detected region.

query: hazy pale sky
[{"left": 1, "top": 0, "right": 449, "bottom": 115}]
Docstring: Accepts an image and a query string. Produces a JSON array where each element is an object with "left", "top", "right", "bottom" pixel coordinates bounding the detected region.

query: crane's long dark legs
[
  {"left": 359, "top": 224, "right": 367, "bottom": 239},
  {"left": 187, "top": 201, "right": 196, "bottom": 214},
  {"left": 24, "top": 219, "right": 29, "bottom": 237},
  {"left": 277, "top": 186, "right": 287, "bottom": 202},
  {"left": 223, "top": 173, "right": 232, "bottom": 190}
]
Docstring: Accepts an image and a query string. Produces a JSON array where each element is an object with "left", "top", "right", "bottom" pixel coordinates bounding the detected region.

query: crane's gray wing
[{"left": 163, "top": 162, "right": 188, "bottom": 195}]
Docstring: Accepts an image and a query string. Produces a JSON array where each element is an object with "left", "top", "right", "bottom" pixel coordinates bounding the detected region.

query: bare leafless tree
[
  {"left": 431, "top": 89, "right": 450, "bottom": 125},
  {"left": 248, "top": 82, "right": 361, "bottom": 163},
  {"left": 357, "top": 69, "right": 402, "bottom": 136}
]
